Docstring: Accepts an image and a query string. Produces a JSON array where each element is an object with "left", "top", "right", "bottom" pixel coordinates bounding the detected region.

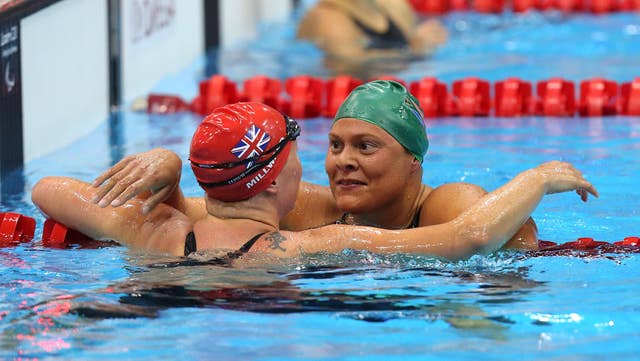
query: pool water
[{"left": 1, "top": 10, "right": 640, "bottom": 361}]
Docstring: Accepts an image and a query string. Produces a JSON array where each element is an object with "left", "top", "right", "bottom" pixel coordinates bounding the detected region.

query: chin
[{"left": 336, "top": 197, "right": 371, "bottom": 215}]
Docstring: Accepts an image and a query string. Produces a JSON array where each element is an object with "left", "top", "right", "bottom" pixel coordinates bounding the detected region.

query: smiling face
[{"left": 325, "top": 118, "right": 420, "bottom": 215}]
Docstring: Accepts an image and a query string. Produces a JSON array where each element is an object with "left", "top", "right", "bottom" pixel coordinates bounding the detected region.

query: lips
[{"left": 336, "top": 179, "right": 366, "bottom": 186}]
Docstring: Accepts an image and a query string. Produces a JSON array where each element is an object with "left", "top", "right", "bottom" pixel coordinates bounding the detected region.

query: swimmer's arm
[
  {"left": 280, "top": 181, "right": 341, "bottom": 231},
  {"left": 420, "top": 183, "right": 540, "bottom": 250},
  {"left": 289, "top": 161, "right": 597, "bottom": 260},
  {"left": 32, "top": 176, "right": 190, "bottom": 256}
]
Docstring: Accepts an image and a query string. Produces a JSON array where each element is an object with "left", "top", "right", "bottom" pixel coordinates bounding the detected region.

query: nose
[{"left": 333, "top": 146, "right": 358, "bottom": 172}]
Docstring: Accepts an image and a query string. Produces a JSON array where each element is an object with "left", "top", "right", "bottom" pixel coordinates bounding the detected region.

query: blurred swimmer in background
[{"left": 296, "top": 0, "right": 448, "bottom": 78}]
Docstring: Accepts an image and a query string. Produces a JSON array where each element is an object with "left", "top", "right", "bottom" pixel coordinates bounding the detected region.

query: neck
[{"left": 205, "top": 194, "right": 280, "bottom": 232}]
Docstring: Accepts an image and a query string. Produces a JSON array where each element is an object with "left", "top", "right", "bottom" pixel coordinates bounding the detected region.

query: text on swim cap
[{"left": 245, "top": 159, "right": 276, "bottom": 189}]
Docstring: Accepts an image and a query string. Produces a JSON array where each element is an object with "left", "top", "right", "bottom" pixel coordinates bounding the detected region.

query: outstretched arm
[
  {"left": 289, "top": 161, "right": 597, "bottom": 260},
  {"left": 421, "top": 183, "right": 539, "bottom": 250},
  {"left": 32, "top": 176, "right": 191, "bottom": 255}
]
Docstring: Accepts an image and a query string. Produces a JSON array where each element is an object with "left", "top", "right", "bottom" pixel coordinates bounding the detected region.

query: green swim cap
[{"left": 334, "top": 80, "right": 429, "bottom": 162}]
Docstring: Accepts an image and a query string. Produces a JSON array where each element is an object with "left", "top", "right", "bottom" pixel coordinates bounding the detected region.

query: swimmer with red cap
[
  {"left": 189, "top": 102, "right": 300, "bottom": 203},
  {"left": 32, "top": 102, "right": 597, "bottom": 261}
]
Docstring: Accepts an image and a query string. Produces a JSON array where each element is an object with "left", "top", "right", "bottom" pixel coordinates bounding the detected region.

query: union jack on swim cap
[{"left": 189, "top": 102, "right": 300, "bottom": 202}]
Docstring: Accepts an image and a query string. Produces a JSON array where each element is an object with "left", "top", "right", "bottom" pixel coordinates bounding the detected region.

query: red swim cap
[{"left": 190, "top": 102, "right": 300, "bottom": 202}]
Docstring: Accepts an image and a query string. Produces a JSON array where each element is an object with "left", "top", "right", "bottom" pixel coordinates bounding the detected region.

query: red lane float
[
  {"left": 409, "top": 0, "right": 639, "bottom": 12},
  {"left": 620, "top": 77, "right": 640, "bottom": 115},
  {"left": 452, "top": 77, "right": 491, "bottom": 116},
  {"left": 324, "top": 76, "right": 363, "bottom": 117},
  {"left": 239, "top": 75, "right": 283, "bottom": 110},
  {"left": 578, "top": 78, "right": 618, "bottom": 117},
  {"left": 535, "top": 236, "right": 640, "bottom": 256},
  {"left": 513, "top": 0, "right": 561, "bottom": 12},
  {"left": 283, "top": 75, "right": 324, "bottom": 119},
  {"left": 141, "top": 75, "right": 640, "bottom": 119},
  {"left": 452, "top": 0, "right": 471, "bottom": 10},
  {"left": 0, "top": 212, "right": 35, "bottom": 246},
  {"left": 41, "top": 219, "right": 93, "bottom": 248},
  {"left": 409, "top": 0, "right": 451, "bottom": 14},
  {"left": 410, "top": 77, "right": 450, "bottom": 117},
  {"left": 41, "top": 219, "right": 117, "bottom": 249},
  {"left": 536, "top": 78, "right": 576, "bottom": 117},
  {"left": 191, "top": 75, "right": 239, "bottom": 116},
  {"left": 146, "top": 94, "right": 192, "bottom": 114},
  {"left": 614, "top": 236, "right": 640, "bottom": 246},
  {"left": 554, "top": 0, "right": 585, "bottom": 12},
  {"left": 495, "top": 77, "right": 534, "bottom": 117},
  {"left": 474, "top": 0, "right": 506, "bottom": 12}
]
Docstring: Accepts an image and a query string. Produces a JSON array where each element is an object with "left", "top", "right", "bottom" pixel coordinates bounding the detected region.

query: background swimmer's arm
[
  {"left": 294, "top": 161, "right": 597, "bottom": 260},
  {"left": 420, "top": 183, "right": 539, "bottom": 250},
  {"left": 32, "top": 176, "right": 190, "bottom": 256},
  {"left": 279, "top": 181, "right": 341, "bottom": 230},
  {"left": 408, "top": 19, "right": 448, "bottom": 55},
  {"left": 91, "top": 148, "right": 187, "bottom": 215}
]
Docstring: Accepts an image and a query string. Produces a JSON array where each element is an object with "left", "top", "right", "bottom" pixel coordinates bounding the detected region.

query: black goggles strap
[{"left": 196, "top": 139, "right": 291, "bottom": 188}]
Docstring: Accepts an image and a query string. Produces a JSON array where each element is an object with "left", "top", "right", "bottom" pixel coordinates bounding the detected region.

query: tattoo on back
[{"left": 266, "top": 232, "right": 287, "bottom": 252}]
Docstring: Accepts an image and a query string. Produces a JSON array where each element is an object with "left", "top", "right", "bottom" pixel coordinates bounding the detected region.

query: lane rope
[{"left": 140, "top": 75, "right": 640, "bottom": 119}]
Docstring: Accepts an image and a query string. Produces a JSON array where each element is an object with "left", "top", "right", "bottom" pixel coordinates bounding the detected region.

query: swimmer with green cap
[
  {"left": 282, "top": 80, "right": 540, "bottom": 250},
  {"left": 333, "top": 79, "right": 429, "bottom": 163}
]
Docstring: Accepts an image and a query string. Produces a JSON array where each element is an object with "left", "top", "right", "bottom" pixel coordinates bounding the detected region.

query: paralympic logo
[{"left": 5, "top": 61, "right": 15, "bottom": 93}]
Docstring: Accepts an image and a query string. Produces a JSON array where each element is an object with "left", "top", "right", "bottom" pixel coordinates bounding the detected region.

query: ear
[
  {"left": 263, "top": 181, "right": 278, "bottom": 195},
  {"left": 410, "top": 157, "right": 421, "bottom": 172}
]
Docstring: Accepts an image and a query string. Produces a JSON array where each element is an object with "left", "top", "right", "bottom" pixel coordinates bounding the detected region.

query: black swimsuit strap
[
  {"left": 409, "top": 206, "right": 422, "bottom": 228},
  {"left": 184, "top": 231, "right": 266, "bottom": 257},
  {"left": 163, "top": 232, "right": 267, "bottom": 268},
  {"left": 225, "top": 232, "right": 267, "bottom": 260},
  {"left": 336, "top": 213, "right": 348, "bottom": 225},
  {"left": 336, "top": 207, "right": 423, "bottom": 229},
  {"left": 184, "top": 231, "right": 197, "bottom": 256},
  {"left": 353, "top": 15, "right": 409, "bottom": 50}
]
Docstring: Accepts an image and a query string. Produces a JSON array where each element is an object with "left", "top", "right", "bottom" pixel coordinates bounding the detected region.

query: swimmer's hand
[
  {"left": 533, "top": 161, "right": 599, "bottom": 202},
  {"left": 91, "top": 148, "right": 182, "bottom": 214}
]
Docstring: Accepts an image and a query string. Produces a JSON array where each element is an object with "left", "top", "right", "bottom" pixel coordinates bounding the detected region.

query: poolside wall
[{"left": 0, "top": 0, "right": 294, "bottom": 198}]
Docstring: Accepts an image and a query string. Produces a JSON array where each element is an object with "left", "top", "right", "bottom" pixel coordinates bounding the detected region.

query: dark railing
[{"left": 1, "top": 1, "right": 64, "bottom": 198}]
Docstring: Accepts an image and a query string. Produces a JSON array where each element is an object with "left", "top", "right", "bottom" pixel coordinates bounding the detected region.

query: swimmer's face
[
  {"left": 325, "top": 118, "right": 418, "bottom": 215},
  {"left": 277, "top": 142, "right": 302, "bottom": 217}
]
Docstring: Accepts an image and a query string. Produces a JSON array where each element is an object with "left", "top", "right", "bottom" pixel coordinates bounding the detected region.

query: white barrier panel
[
  {"left": 120, "top": 0, "right": 204, "bottom": 103},
  {"left": 220, "top": 0, "right": 292, "bottom": 47},
  {"left": 20, "top": 0, "right": 110, "bottom": 163},
  {"left": 6, "top": 0, "right": 293, "bottom": 178}
]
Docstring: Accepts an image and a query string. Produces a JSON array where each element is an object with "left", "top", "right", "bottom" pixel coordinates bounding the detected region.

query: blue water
[{"left": 1, "top": 11, "right": 640, "bottom": 361}]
